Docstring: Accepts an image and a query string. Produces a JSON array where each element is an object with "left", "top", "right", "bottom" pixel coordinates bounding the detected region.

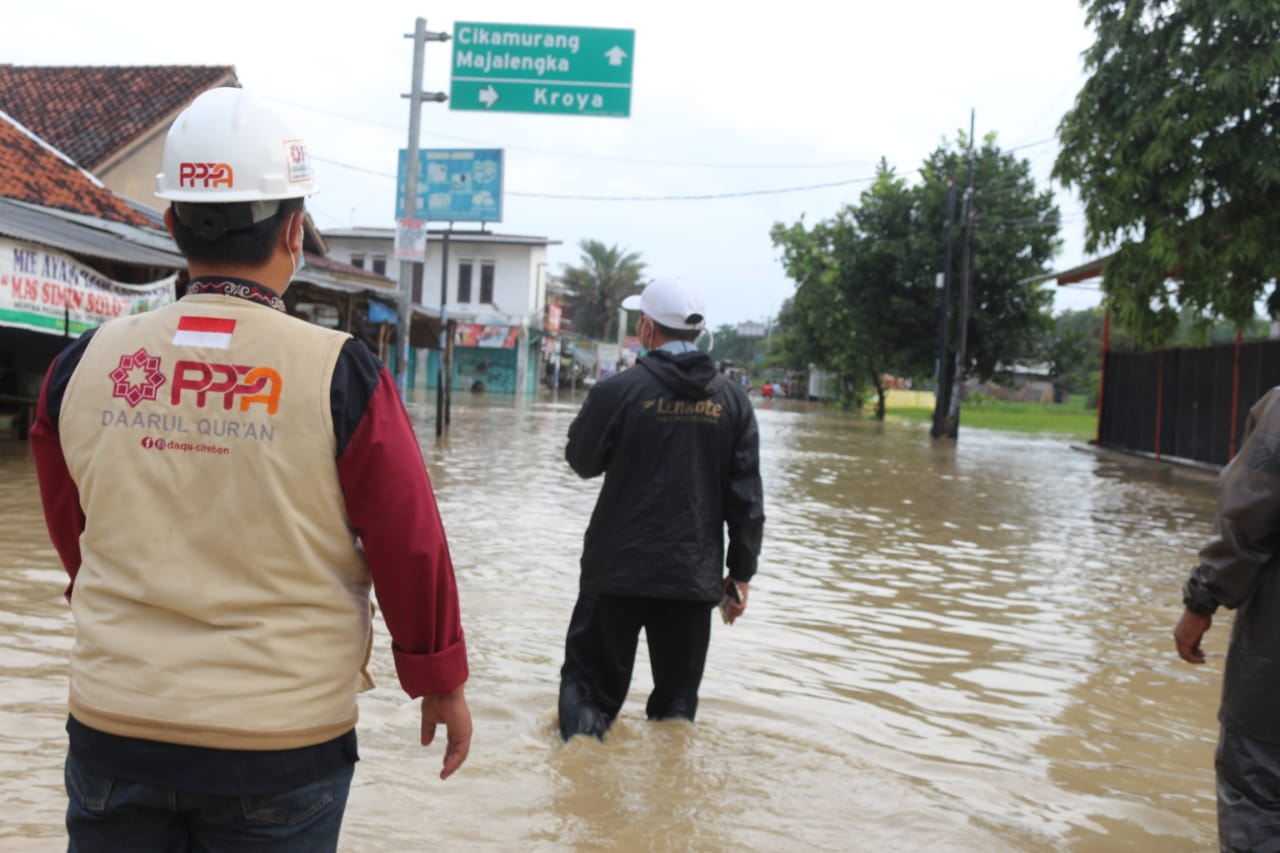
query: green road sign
[
  {"left": 450, "top": 80, "right": 631, "bottom": 117},
  {"left": 450, "top": 21, "right": 634, "bottom": 117}
]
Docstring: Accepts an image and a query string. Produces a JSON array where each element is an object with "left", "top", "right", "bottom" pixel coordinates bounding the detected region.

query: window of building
[
  {"left": 479, "top": 262, "right": 495, "bottom": 304},
  {"left": 371, "top": 255, "right": 387, "bottom": 276},
  {"left": 457, "top": 261, "right": 473, "bottom": 303},
  {"left": 351, "top": 254, "right": 365, "bottom": 269}
]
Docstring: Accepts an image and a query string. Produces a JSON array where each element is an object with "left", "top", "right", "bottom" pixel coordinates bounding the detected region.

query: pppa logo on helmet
[
  {"left": 178, "top": 162, "right": 234, "bottom": 189},
  {"left": 284, "top": 140, "right": 312, "bottom": 183}
]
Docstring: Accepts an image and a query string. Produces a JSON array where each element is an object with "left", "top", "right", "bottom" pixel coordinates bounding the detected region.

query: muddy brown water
[{"left": 0, "top": 392, "right": 1224, "bottom": 850}]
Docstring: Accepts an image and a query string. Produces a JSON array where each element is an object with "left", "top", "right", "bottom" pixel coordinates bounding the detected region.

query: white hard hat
[
  {"left": 621, "top": 277, "right": 707, "bottom": 330},
  {"left": 155, "top": 87, "right": 318, "bottom": 203}
]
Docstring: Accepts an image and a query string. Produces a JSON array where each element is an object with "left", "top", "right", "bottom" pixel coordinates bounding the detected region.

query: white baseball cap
[{"left": 621, "top": 277, "right": 707, "bottom": 330}]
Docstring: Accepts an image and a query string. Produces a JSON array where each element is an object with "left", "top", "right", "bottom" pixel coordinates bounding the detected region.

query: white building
[{"left": 322, "top": 227, "right": 560, "bottom": 394}]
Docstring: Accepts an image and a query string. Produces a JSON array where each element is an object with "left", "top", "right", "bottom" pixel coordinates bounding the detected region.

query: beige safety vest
[{"left": 57, "top": 293, "right": 373, "bottom": 749}]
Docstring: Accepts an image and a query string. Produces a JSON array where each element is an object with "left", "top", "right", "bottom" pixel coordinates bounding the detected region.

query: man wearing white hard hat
[
  {"left": 31, "top": 88, "right": 471, "bottom": 851},
  {"left": 558, "top": 277, "right": 764, "bottom": 740}
]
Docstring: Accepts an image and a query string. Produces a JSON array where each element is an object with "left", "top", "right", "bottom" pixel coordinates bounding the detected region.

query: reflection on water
[{"left": 0, "top": 393, "right": 1223, "bottom": 850}]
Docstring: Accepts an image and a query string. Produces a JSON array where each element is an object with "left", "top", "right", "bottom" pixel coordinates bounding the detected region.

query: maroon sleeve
[
  {"left": 31, "top": 357, "right": 85, "bottom": 601},
  {"left": 337, "top": 364, "right": 468, "bottom": 697}
]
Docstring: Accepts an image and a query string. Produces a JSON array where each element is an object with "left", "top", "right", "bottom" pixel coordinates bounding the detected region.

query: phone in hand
[{"left": 719, "top": 579, "right": 741, "bottom": 624}]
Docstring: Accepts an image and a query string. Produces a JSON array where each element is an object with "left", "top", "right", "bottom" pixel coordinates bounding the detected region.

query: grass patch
[{"left": 885, "top": 395, "right": 1097, "bottom": 440}]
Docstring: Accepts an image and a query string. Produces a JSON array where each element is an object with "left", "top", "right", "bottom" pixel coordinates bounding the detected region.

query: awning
[
  {"left": 291, "top": 268, "right": 380, "bottom": 295},
  {"left": 292, "top": 251, "right": 400, "bottom": 297},
  {"left": 0, "top": 197, "right": 184, "bottom": 269}
]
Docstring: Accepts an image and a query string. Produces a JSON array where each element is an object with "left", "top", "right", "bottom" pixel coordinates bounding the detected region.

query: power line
[
  {"left": 277, "top": 95, "right": 1078, "bottom": 195},
  {"left": 312, "top": 156, "right": 392, "bottom": 178},
  {"left": 507, "top": 177, "right": 878, "bottom": 201},
  {"left": 1009, "top": 76, "right": 1085, "bottom": 148},
  {"left": 310, "top": 155, "right": 878, "bottom": 201},
  {"left": 275, "top": 96, "right": 885, "bottom": 171},
  {"left": 1005, "top": 135, "right": 1058, "bottom": 153},
  {"left": 312, "top": 145, "right": 1073, "bottom": 205}
]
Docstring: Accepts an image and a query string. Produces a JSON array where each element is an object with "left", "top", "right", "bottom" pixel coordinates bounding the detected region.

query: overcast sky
[{"left": 7, "top": 0, "right": 1105, "bottom": 326}]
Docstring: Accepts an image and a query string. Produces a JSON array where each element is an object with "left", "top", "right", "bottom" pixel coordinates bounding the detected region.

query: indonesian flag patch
[{"left": 172, "top": 316, "right": 236, "bottom": 349}]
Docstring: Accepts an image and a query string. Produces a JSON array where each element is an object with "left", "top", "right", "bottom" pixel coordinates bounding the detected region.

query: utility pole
[
  {"left": 437, "top": 227, "right": 451, "bottom": 436},
  {"left": 945, "top": 109, "right": 977, "bottom": 440},
  {"left": 931, "top": 177, "right": 956, "bottom": 438},
  {"left": 397, "top": 17, "right": 448, "bottom": 403}
]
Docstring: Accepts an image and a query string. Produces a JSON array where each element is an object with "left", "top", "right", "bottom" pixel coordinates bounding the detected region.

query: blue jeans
[{"left": 65, "top": 752, "right": 354, "bottom": 852}]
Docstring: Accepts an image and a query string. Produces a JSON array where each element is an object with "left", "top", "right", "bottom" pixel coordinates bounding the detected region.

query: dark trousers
[
  {"left": 558, "top": 593, "right": 713, "bottom": 741},
  {"left": 65, "top": 752, "right": 353, "bottom": 852},
  {"left": 1216, "top": 724, "right": 1280, "bottom": 853}
]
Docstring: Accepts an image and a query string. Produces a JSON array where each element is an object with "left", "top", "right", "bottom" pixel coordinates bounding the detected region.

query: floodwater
[{"left": 0, "top": 390, "right": 1226, "bottom": 851}]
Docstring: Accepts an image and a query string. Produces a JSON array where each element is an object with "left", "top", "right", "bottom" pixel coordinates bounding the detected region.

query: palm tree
[{"left": 560, "top": 239, "right": 646, "bottom": 341}]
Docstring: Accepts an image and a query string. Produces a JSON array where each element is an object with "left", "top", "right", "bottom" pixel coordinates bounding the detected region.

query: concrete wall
[
  {"left": 327, "top": 230, "right": 549, "bottom": 395},
  {"left": 324, "top": 231, "right": 548, "bottom": 325},
  {"left": 97, "top": 131, "right": 168, "bottom": 210}
]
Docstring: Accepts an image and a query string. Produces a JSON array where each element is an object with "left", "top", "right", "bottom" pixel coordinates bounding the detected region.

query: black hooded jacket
[
  {"left": 1184, "top": 387, "right": 1280, "bottom": 743},
  {"left": 565, "top": 349, "right": 764, "bottom": 603}
]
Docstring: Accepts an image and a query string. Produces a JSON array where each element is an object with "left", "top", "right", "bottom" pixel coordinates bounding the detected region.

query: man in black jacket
[
  {"left": 558, "top": 277, "right": 765, "bottom": 741},
  {"left": 1175, "top": 387, "right": 1280, "bottom": 849}
]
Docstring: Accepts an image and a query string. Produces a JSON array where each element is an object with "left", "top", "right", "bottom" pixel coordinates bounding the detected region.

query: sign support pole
[
  {"left": 436, "top": 228, "right": 452, "bottom": 436},
  {"left": 398, "top": 17, "right": 448, "bottom": 400}
]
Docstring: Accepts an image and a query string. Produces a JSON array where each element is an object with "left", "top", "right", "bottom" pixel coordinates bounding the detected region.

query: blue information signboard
[{"left": 395, "top": 148, "right": 503, "bottom": 222}]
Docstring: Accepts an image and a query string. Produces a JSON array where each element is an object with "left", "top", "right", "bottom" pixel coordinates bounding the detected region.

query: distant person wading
[{"left": 557, "top": 277, "right": 765, "bottom": 741}]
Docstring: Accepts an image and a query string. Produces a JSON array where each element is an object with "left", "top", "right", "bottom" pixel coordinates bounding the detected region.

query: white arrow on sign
[
  {"left": 605, "top": 46, "right": 628, "bottom": 66},
  {"left": 479, "top": 84, "right": 499, "bottom": 108}
]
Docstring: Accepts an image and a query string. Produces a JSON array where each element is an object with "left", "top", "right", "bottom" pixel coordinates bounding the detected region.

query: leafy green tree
[
  {"left": 1039, "top": 308, "right": 1112, "bottom": 406},
  {"left": 1171, "top": 306, "right": 1270, "bottom": 346},
  {"left": 759, "top": 296, "right": 820, "bottom": 375},
  {"left": 772, "top": 162, "right": 937, "bottom": 414},
  {"left": 846, "top": 164, "right": 938, "bottom": 416},
  {"left": 1054, "top": 0, "right": 1280, "bottom": 345},
  {"left": 1034, "top": 305, "right": 1268, "bottom": 410},
  {"left": 769, "top": 218, "right": 869, "bottom": 408},
  {"left": 710, "top": 324, "right": 772, "bottom": 370},
  {"left": 919, "top": 134, "right": 1059, "bottom": 386},
  {"left": 560, "top": 240, "right": 646, "bottom": 341},
  {"left": 771, "top": 143, "right": 1059, "bottom": 419}
]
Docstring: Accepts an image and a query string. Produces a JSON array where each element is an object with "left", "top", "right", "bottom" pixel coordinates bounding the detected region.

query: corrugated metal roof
[
  {"left": 291, "top": 269, "right": 375, "bottom": 295},
  {"left": 0, "top": 197, "right": 183, "bottom": 268},
  {"left": 323, "top": 226, "right": 561, "bottom": 247},
  {"left": 0, "top": 199, "right": 414, "bottom": 301},
  {"left": 1021, "top": 254, "right": 1113, "bottom": 286}
]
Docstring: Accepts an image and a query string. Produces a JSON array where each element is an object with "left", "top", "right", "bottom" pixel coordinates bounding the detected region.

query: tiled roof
[
  {"left": 0, "top": 111, "right": 150, "bottom": 226},
  {"left": 0, "top": 65, "right": 237, "bottom": 170}
]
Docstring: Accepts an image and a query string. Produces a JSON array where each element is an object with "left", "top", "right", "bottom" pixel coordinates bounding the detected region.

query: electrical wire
[
  {"left": 312, "top": 151, "right": 1067, "bottom": 206},
  {"left": 272, "top": 96, "right": 888, "bottom": 171},
  {"left": 310, "top": 154, "right": 879, "bottom": 201},
  {"left": 506, "top": 176, "right": 879, "bottom": 201},
  {"left": 292, "top": 104, "right": 1072, "bottom": 205}
]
